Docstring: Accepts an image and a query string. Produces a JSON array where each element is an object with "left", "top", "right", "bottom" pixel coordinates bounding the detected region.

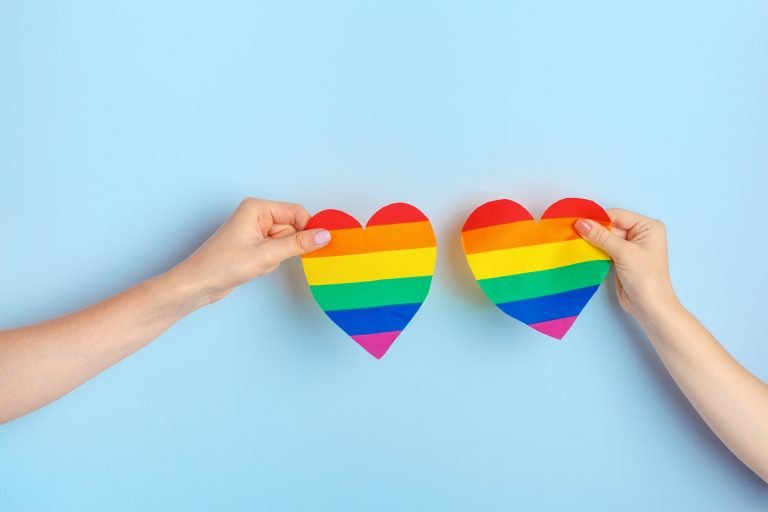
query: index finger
[
  {"left": 606, "top": 208, "right": 651, "bottom": 231},
  {"left": 266, "top": 201, "right": 311, "bottom": 229},
  {"left": 243, "top": 198, "right": 312, "bottom": 230}
]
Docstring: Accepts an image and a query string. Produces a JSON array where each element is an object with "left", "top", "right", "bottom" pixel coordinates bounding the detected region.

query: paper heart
[
  {"left": 461, "top": 198, "right": 612, "bottom": 339},
  {"left": 301, "top": 203, "right": 437, "bottom": 358}
]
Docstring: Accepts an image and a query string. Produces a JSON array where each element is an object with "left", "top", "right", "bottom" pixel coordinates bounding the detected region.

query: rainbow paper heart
[
  {"left": 301, "top": 203, "right": 437, "bottom": 358},
  {"left": 461, "top": 198, "right": 612, "bottom": 339}
]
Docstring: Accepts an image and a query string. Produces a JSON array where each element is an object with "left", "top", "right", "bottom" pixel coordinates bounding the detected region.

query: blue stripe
[
  {"left": 496, "top": 285, "right": 599, "bottom": 325},
  {"left": 325, "top": 303, "right": 423, "bottom": 336}
]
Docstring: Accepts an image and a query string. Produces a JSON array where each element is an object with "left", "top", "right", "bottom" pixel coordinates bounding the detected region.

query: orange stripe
[
  {"left": 303, "top": 220, "right": 436, "bottom": 258},
  {"left": 461, "top": 217, "right": 610, "bottom": 254}
]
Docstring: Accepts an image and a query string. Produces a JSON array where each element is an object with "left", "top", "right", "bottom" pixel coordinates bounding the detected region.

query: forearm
[
  {"left": 637, "top": 301, "right": 768, "bottom": 482},
  {"left": 0, "top": 198, "right": 323, "bottom": 424},
  {"left": 0, "top": 269, "right": 204, "bottom": 424}
]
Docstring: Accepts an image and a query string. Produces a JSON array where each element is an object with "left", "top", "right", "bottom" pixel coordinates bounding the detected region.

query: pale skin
[
  {"left": 575, "top": 211, "right": 768, "bottom": 483},
  {"left": 0, "top": 200, "right": 766, "bottom": 483},
  {"left": 0, "top": 198, "right": 332, "bottom": 424}
]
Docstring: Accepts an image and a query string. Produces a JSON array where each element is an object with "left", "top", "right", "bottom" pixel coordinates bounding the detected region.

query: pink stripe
[
  {"left": 351, "top": 331, "right": 402, "bottom": 359},
  {"left": 528, "top": 316, "right": 578, "bottom": 340}
]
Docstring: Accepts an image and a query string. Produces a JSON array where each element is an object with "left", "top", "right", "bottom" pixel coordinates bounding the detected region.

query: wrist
[
  {"left": 632, "top": 288, "right": 685, "bottom": 332},
  {"left": 150, "top": 266, "right": 216, "bottom": 317}
]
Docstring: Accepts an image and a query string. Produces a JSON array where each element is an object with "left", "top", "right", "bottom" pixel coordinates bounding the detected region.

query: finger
[
  {"left": 265, "top": 228, "right": 332, "bottom": 263},
  {"left": 268, "top": 224, "right": 298, "bottom": 239},
  {"left": 240, "top": 198, "right": 312, "bottom": 230},
  {"left": 574, "top": 218, "right": 628, "bottom": 259},
  {"left": 265, "top": 201, "right": 311, "bottom": 230},
  {"left": 610, "top": 226, "right": 628, "bottom": 239},
  {"left": 606, "top": 208, "right": 650, "bottom": 231}
]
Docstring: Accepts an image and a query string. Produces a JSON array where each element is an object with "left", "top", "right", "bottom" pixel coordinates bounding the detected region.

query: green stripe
[
  {"left": 478, "top": 260, "right": 611, "bottom": 304},
  {"left": 309, "top": 276, "right": 433, "bottom": 311}
]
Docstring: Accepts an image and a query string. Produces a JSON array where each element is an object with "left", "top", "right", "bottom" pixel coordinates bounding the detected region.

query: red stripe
[
  {"left": 462, "top": 199, "right": 533, "bottom": 231},
  {"left": 542, "top": 198, "right": 610, "bottom": 223},
  {"left": 367, "top": 203, "right": 429, "bottom": 226},
  {"left": 305, "top": 209, "right": 360, "bottom": 230}
]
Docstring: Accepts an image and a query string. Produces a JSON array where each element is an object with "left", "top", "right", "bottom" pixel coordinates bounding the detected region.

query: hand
[
  {"left": 578, "top": 209, "right": 768, "bottom": 483},
  {"left": 575, "top": 209, "right": 678, "bottom": 319},
  {"left": 166, "top": 198, "right": 331, "bottom": 307},
  {"left": 0, "top": 198, "right": 331, "bottom": 423}
]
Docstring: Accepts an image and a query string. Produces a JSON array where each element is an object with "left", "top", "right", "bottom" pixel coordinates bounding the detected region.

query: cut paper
[
  {"left": 461, "top": 198, "right": 612, "bottom": 339},
  {"left": 301, "top": 203, "right": 437, "bottom": 359}
]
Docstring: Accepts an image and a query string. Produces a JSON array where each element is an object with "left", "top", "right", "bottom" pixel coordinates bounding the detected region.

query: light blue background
[{"left": 1, "top": 1, "right": 767, "bottom": 510}]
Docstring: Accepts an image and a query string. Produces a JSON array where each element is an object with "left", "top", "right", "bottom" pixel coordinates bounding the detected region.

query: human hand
[
  {"left": 0, "top": 199, "right": 329, "bottom": 422},
  {"left": 575, "top": 209, "right": 678, "bottom": 319},
  {"left": 166, "top": 198, "right": 330, "bottom": 308}
]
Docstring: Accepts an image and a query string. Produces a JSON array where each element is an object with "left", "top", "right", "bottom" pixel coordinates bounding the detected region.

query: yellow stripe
[
  {"left": 302, "top": 247, "right": 437, "bottom": 285},
  {"left": 466, "top": 239, "right": 610, "bottom": 280}
]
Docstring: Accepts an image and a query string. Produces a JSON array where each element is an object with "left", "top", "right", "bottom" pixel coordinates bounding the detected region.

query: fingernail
[
  {"left": 575, "top": 219, "right": 592, "bottom": 234},
  {"left": 313, "top": 229, "right": 331, "bottom": 245}
]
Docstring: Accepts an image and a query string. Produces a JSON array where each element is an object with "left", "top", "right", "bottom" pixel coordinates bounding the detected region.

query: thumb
[
  {"left": 574, "top": 219, "right": 627, "bottom": 259},
  {"left": 265, "top": 228, "right": 332, "bottom": 263}
]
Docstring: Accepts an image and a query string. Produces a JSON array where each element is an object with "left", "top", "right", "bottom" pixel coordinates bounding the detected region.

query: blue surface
[{"left": 1, "top": 1, "right": 767, "bottom": 510}]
